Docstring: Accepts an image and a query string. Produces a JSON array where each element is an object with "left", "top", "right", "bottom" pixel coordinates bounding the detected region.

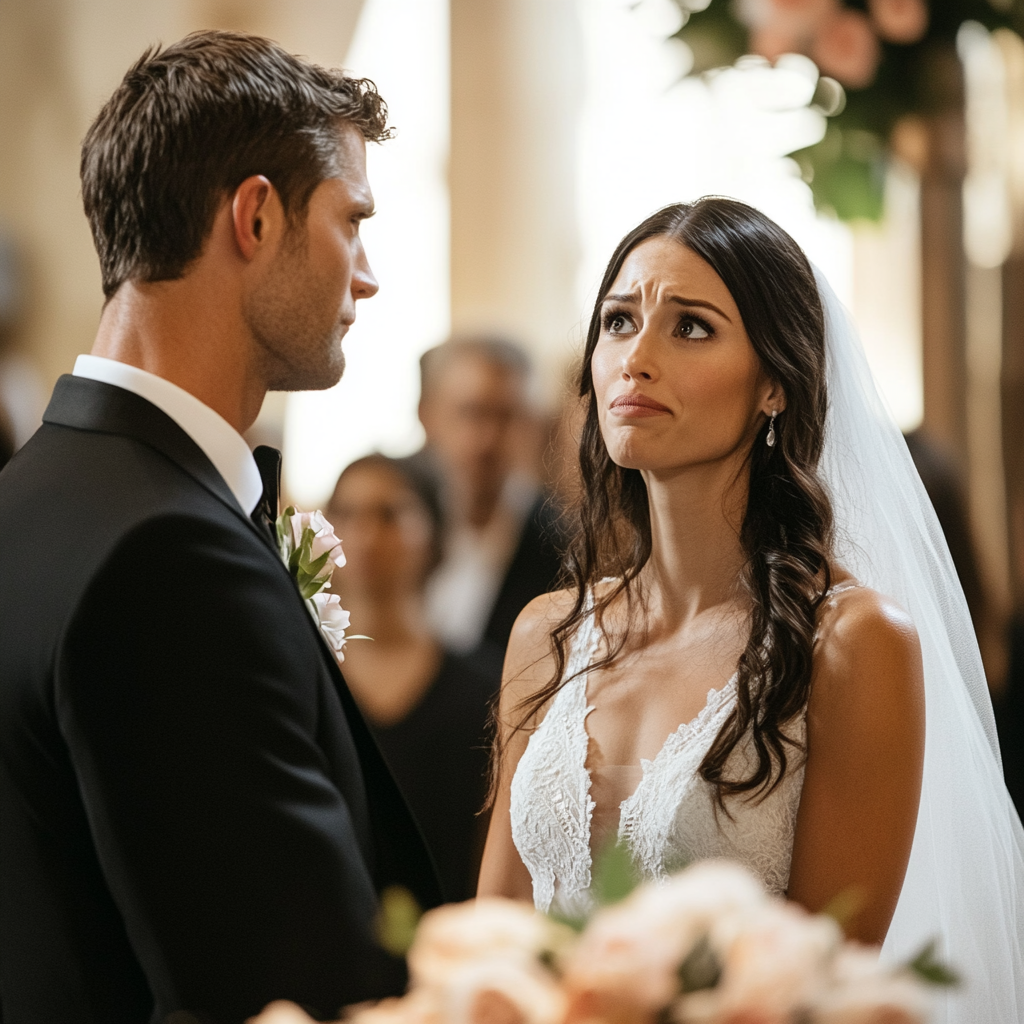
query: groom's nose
[{"left": 352, "top": 241, "right": 378, "bottom": 301}]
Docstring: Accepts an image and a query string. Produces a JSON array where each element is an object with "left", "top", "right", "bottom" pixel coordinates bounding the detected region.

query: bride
[{"left": 478, "top": 198, "right": 1024, "bottom": 1022}]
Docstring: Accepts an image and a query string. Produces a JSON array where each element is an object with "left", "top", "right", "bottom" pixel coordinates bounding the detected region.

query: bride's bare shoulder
[
  {"left": 812, "top": 579, "right": 924, "bottom": 711},
  {"left": 501, "top": 588, "right": 578, "bottom": 707}
]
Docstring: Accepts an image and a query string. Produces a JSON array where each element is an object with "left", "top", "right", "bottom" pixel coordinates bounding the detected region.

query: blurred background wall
[{"left": 1, "top": 0, "right": 1022, "bottom": 694}]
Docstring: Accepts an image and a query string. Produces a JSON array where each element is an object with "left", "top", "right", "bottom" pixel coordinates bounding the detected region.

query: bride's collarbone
[{"left": 582, "top": 646, "right": 740, "bottom": 770}]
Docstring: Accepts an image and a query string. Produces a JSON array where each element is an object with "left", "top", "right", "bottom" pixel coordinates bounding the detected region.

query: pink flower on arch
[
  {"left": 869, "top": 0, "right": 929, "bottom": 45},
  {"left": 811, "top": 7, "right": 881, "bottom": 89},
  {"left": 740, "top": 0, "right": 837, "bottom": 60}
]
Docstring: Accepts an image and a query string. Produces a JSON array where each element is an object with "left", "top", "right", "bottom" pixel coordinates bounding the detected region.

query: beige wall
[{"left": 0, "top": 0, "right": 364, "bottom": 393}]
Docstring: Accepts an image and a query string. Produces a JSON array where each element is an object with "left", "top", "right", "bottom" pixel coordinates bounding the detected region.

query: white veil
[{"left": 814, "top": 269, "right": 1024, "bottom": 1023}]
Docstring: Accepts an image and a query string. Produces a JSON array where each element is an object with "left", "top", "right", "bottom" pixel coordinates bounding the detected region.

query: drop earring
[{"left": 766, "top": 411, "right": 777, "bottom": 448}]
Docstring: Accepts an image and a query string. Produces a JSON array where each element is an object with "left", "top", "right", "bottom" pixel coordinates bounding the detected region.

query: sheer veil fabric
[{"left": 814, "top": 270, "right": 1024, "bottom": 1022}]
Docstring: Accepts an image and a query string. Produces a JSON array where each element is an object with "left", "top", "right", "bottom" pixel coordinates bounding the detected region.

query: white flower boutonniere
[{"left": 275, "top": 506, "right": 361, "bottom": 662}]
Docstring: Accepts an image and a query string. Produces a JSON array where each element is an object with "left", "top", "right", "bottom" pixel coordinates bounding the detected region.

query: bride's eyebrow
[{"left": 666, "top": 295, "right": 732, "bottom": 323}]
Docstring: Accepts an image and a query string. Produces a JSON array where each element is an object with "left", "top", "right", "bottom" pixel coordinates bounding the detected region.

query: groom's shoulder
[
  {"left": 1, "top": 417, "right": 235, "bottom": 529},
  {"left": 0, "top": 420, "right": 275, "bottom": 629}
]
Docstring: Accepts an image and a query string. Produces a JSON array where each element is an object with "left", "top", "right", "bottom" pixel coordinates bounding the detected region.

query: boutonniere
[{"left": 275, "top": 506, "right": 359, "bottom": 661}]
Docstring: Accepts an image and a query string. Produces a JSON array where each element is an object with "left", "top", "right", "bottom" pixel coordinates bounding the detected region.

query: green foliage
[
  {"left": 678, "top": 934, "right": 722, "bottom": 994},
  {"left": 275, "top": 505, "right": 334, "bottom": 600},
  {"left": 819, "top": 884, "right": 868, "bottom": 928},
  {"left": 670, "top": 0, "right": 1024, "bottom": 220},
  {"left": 376, "top": 885, "right": 423, "bottom": 958},
  {"left": 906, "top": 940, "right": 961, "bottom": 986},
  {"left": 590, "top": 840, "right": 641, "bottom": 908}
]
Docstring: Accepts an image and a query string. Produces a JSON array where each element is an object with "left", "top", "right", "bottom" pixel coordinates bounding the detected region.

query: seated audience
[
  {"left": 327, "top": 454, "right": 495, "bottom": 902},
  {"left": 415, "top": 336, "right": 564, "bottom": 675}
]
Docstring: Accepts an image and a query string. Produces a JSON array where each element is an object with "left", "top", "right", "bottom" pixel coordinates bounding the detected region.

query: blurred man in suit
[
  {"left": 416, "top": 338, "right": 563, "bottom": 674},
  {"left": 0, "top": 32, "right": 439, "bottom": 1024}
]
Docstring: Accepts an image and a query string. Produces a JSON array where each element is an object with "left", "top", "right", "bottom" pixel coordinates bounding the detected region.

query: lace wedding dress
[{"left": 508, "top": 586, "right": 859, "bottom": 918}]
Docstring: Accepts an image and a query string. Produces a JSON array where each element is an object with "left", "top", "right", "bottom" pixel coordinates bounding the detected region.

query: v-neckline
[{"left": 575, "top": 602, "right": 739, "bottom": 859}]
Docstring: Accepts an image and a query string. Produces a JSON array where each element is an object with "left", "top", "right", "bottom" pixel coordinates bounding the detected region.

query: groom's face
[{"left": 246, "top": 124, "right": 378, "bottom": 391}]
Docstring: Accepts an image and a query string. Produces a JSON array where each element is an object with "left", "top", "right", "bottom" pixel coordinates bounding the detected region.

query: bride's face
[{"left": 591, "top": 236, "right": 780, "bottom": 475}]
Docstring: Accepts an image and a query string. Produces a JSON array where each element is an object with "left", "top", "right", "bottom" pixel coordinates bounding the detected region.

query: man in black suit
[
  {"left": 0, "top": 32, "right": 439, "bottom": 1024},
  {"left": 416, "top": 338, "right": 563, "bottom": 676}
]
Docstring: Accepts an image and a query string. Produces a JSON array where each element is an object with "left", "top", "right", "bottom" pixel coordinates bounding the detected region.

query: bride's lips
[{"left": 609, "top": 393, "right": 671, "bottom": 418}]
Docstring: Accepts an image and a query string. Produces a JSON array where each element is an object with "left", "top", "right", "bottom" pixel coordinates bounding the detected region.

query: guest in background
[
  {"left": 904, "top": 429, "right": 1020, "bottom": 815},
  {"left": 0, "top": 404, "right": 13, "bottom": 472},
  {"left": 327, "top": 454, "right": 495, "bottom": 902},
  {"left": 416, "top": 337, "right": 564, "bottom": 675},
  {"left": 904, "top": 430, "right": 1006, "bottom": 690}
]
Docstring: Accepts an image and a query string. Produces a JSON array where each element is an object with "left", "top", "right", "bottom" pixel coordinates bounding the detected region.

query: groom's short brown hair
[{"left": 81, "top": 31, "right": 390, "bottom": 299}]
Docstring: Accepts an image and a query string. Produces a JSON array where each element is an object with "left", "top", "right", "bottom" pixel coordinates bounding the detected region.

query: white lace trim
[{"left": 510, "top": 593, "right": 810, "bottom": 917}]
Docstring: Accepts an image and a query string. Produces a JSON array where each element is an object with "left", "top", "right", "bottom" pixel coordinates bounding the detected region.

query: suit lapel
[{"left": 44, "top": 375, "right": 271, "bottom": 548}]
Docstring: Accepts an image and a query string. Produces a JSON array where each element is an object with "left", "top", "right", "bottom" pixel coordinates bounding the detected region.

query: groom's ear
[{"left": 231, "top": 175, "right": 284, "bottom": 262}]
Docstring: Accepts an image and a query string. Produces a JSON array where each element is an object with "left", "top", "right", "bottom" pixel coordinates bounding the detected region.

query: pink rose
[
  {"left": 811, "top": 8, "right": 881, "bottom": 88},
  {"left": 290, "top": 509, "right": 346, "bottom": 571},
  {"left": 868, "top": 0, "right": 928, "bottom": 45},
  {"left": 738, "top": 0, "right": 837, "bottom": 60},
  {"left": 310, "top": 592, "right": 352, "bottom": 658}
]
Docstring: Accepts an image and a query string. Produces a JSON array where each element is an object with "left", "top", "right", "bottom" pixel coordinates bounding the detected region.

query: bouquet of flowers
[{"left": 252, "top": 857, "right": 954, "bottom": 1024}]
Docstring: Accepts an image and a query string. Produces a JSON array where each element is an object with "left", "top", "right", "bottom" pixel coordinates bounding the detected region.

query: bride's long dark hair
[{"left": 498, "top": 197, "right": 835, "bottom": 807}]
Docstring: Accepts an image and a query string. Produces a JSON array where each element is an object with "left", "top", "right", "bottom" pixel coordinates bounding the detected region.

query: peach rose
[
  {"left": 809, "top": 946, "right": 931, "bottom": 1023},
  {"left": 408, "top": 899, "right": 566, "bottom": 990},
  {"left": 713, "top": 902, "right": 840, "bottom": 1012},
  {"left": 443, "top": 958, "right": 568, "bottom": 1024},
  {"left": 868, "top": 0, "right": 928, "bottom": 45},
  {"left": 347, "top": 992, "right": 442, "bottom": 1024},
  {"left": 247, "top": 1002, "right": 319, "bottom": 1024},
  {"left": 563, "top": 862, "right": 767, "bottom": 1014},
  {"left": 811, "top": 8, "right": 881, "bottom": 89}
]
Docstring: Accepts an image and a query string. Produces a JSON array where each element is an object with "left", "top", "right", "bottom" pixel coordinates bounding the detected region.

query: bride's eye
[
  {"left": 679, "top": 315, "right": 713, "bottom": 340},
  {"left": 602, "top": 310, "right": 636, "bottom": 335}
]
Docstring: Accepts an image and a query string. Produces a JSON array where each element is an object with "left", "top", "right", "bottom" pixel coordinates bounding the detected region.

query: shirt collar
[{"left": 73, "top": 354, "right": 264, "bottom": 515}]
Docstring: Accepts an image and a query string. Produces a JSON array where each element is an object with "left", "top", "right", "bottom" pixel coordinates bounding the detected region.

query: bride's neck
[{"left": 640, "top": 460, "right": 749, "bottom": 621}]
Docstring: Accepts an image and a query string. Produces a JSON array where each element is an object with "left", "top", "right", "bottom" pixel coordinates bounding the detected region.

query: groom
[{"left": 0, "top": 31, "right": 441, "bottom": 1024}]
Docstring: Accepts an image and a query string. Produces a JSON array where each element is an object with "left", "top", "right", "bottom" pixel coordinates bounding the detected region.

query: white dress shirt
[
  {"left": 425, "top": 474, "right": 537, "bottom": 653},
  {"left": 73, "top": 354, "right": 263, "bottom": 515}
]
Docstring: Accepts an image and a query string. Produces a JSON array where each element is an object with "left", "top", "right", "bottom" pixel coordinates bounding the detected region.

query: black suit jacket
[
  {"left": 0, "top": 376, "right": 440, "bottom": 1024},
  {"left": 481, "top": 496, "right": 564, "bottom": 655}
]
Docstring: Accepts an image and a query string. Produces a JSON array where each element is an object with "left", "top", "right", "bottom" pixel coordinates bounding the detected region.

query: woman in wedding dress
[{"left": 478, "top": 198, "right": 1024, "bottom": 1022}]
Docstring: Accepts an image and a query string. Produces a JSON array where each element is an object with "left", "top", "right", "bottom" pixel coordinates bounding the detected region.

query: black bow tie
[{"left": 251, "top": 445, "right": 282, "bottom": 546}]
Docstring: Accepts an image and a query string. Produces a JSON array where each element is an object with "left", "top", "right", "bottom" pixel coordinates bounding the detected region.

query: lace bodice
[{"left": 509, "top": 596, "right": 811, "bottom": 919}]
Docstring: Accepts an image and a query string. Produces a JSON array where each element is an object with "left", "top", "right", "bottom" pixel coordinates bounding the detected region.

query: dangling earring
[{"left": 766, "top": 410, "right": 777, "bottom": 448}]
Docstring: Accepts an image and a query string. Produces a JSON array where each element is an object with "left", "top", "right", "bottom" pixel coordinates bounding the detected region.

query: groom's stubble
[{"left": 245, "top": 225, "right": 348, "bottom": 393}]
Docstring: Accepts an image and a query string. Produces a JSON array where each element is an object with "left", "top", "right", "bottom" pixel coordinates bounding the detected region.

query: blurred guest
[
  {"left": 0, "top": 404, "right": 14, "bottom": 473},
  {"left": 416, "top": 337, "right": 563, "bottom": 673},
  {"left": 327, "top": 454, "right": 495, "bottom": 902},
  {"left": 904, "top": 430, "right": 1006, "bottom": 689},
  {"left": 905, "top": 430, "right": 1021, "bottom": 814}
]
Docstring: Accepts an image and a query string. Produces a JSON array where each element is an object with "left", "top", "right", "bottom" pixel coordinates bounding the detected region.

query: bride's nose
[{"left": 621, "top": 331, "right": 658, "bottom": 382}]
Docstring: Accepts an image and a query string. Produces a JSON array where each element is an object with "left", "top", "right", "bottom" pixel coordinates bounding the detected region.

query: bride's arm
[
  {"left": 787, "top": 586, "right": 925, "bottom": 944},
  {"left": 477, "top": 592, "right": 567, "bottom": 901}
]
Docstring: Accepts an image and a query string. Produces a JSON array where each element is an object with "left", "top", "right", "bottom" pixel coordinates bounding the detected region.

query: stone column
[
  {"left": 449, "top": 0, "right": 583, "bottom": 401},
  {"left": 919, "top": 43, "right": 968, "bottom": 458}
]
